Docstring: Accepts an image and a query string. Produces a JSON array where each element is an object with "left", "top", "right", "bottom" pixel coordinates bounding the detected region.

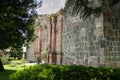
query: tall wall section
[
  {"left": 47, "top": 11, "right": 63, "bottom": 64},
  {"left": 27, "top": 2, "right": 120, "bottom": 67},
  {"left": 26, "top": 42, "right": 36, "bottom": 61},
  {"left": 103, "top": 3, "right": 120, "bottom": 67},
  {"left": 62, "top": 2, "right": 120, "bottom": 67},
  {"left": 62, "top": 12, "right": 104, "bottom": 67},
  {"left": 26, "top": 15, "right": 49, "bottom": 62},
  {"left": 26, "top": 11, "right": 63, "bottom": 64}
]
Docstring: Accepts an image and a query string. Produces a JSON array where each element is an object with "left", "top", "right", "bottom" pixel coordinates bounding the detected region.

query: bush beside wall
[{"left": 10, "top": 64, "right": 120, "bottom": 80}]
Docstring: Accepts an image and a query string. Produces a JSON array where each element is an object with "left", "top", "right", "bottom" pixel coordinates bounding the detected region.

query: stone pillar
[
  {"left": 102, "top": 3, "right": 120, "bottom": 67},
  {"left": 47, "top": 17, "right": 52, "bottom": 64},
  {"left": 43, "top": 13, "right": 63, "bottom": 64},
  {"left": 51, "top": 17, "right": 56, "bottom": 52},
  {"left": 48, "top": 52, "right": 57, "bottom": 64},
  {"left": 56, "top": 52, "right": 63, "bottom": 64},
  {"left": 34, "top": 29, "right": 41, "bottom": 61},
  {"left": 49, "top": 16, "right": 57, "bottom": 64},
  {"left": 56, "top": 14, "right": 63, "bottom": 64},
  {"left": 46, "top": 54, "right": 49, "bottom": 64}
]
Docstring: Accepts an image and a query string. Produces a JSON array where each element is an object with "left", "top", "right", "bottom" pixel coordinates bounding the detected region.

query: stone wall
[
  {"left": 56, "top": 14, "right": 63, "bottom": 64},
  {"left": 27, "top": 11, "right": 63, "bottom": 64},
  {"left": 27, "top": 3, "right": 120, "bottom": 67},
  {"left": 26, "top": 42, "right": 35, "bottom": 61},
  {"left": 103, "top": 3, "right": 120, "bottom": 67},
  {"left": 26, "top": 15, "right": 48, "bottom": 62},
  {"left": 47, "top": 11, "right": 63, "bottom": 64},
  {"left": 62, "top": 13, "right": 104, "bottom": 67},
  {"left": 62, "top": 3, "right": 120, "bottom": 67}
]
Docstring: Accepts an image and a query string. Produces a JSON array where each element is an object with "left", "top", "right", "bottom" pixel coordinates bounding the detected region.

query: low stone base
[{"left": 47, "top": 52, "right": 63, "bottom": 64}]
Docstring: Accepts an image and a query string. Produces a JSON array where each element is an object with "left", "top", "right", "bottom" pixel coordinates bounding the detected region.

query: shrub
[
  {"left": 10, "top": 64, "right": 120, "bottom": 80},
  {"left": 10, "top": 65, "right": 55, "bottom": 80},
  {"left": 1, "top": 54, "right": 10, "bottom": 65}
]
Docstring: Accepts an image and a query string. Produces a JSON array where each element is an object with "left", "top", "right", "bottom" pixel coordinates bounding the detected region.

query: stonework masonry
[
  {"left": 62, "top": 3, "right": 120, "bottom": 67},
  {"left": 27, "top": 3, "right": 120, "bottom": 67},
  {"left": 27, "top": 42, "right": 35, "bottom": 61},
  {"left": 27, "top": 11, "right": 63, "bottom": 64},
  {"left": 103, "top": 4, "right": 120, "bottom": 67},
  {"left": 26, "top": 15, "right": 49, "bottom": 62},
  {"left": 47, "top": 12, "right": 63, "bottom": 64}
]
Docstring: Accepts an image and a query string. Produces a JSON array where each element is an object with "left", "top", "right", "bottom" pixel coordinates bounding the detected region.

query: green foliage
[
  {"left": 10, "top": 48, "right": 23, "bottom": 59},
  {"left": 10, "top": 65, "right": 55, "bottom": 80},
  {"left": 40, "top": 53, "right": 47, "bottom": 60},
  {"left": 1, "top": 63, "right": 33, "bottom": 80},
  {"left": 36, "top": 56, "right": 41, "bottom": 63},
  {"left": 1, "top": 54, "right": 10, "bottom": 65},
  {"left": 10, "top": 64, "right": 120, "bottom": 80},
  {"left": 0, "top": 0, "right": 42, "bottom": 70},
  {"left": 4, "top": 61, "right": 32, "bottom": 71},
  {"left": 0, "top": 0, "right": 40, "bottom": 49},
  {"left": 0, "top": 70, "right": 16, "bottom": 80},
  {"left": 10, "top": 59, "right": 28, "bottom": 64}
]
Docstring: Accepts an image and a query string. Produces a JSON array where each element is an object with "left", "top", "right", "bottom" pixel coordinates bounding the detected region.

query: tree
[
  {"left": 0, "top": 0, "right": 42, "bottom": 71},
  {"left": 10, "top": 48, "right": 23, "bottom": 60},
  {"left": 65, "top": 0, "right": 120, "bottom": 18},
  {"left": 0, "top": 51, "right": 4, "bottom": 70}
]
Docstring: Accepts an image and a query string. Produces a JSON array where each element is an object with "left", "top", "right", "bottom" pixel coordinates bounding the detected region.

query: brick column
[
  {"left": 51, "top": 17, "right": 56, "bottom": 52},
  {"left": 34, "top": 29, "right": 41, "bottom": 61},
  {"left": 50, "top": 16, "right": 57, "bottom": 64},
  {"left": 56, "top": 52, "right": 63, "bottom": 64},
  {"left": 56, "top": 14, "right": 63, "bottom": 64},
  {"left": 47, "top": 17, "right": 52, "bottom": 63}
]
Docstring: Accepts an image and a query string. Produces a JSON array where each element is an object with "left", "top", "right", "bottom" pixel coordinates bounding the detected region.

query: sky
[{"left": 36, "top": 0, "right": 66, "bottom": 14}]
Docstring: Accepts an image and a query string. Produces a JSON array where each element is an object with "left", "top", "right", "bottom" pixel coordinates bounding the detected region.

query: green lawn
[
  {"left": 0, "top": 62, "right": 35, "bottom": 80},
  {"left": 0, "top": 69, "right": 16, "bottom": 80},
  {"left": 4, "top": 64, "right": 27, "bottom": 70}
]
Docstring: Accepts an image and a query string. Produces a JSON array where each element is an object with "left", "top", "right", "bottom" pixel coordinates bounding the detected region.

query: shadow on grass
[{"left": 0, "top": 70, "right": 16, "bottom": 80}]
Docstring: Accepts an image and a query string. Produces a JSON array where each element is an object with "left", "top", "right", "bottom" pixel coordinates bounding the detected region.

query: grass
[
  {"left": 4, "top": 64, "right": 27, "bottom": 70},
  {"left": 0, "top": 64, "right": 26, "bottom": 80},
  {"left": 0, "top": 60, "right": 36, "bottom": 80},
  {"left": 0, "top": 70, "right": 16, "bottom": 80}
]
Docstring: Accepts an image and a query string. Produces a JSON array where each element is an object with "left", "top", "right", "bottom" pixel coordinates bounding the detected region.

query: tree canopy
[
  {"left": 0, "top": 0, "right": 42, "bottom": 71},
  {"left": 0, "top": 0, "right": 41, "bottom": 49}
]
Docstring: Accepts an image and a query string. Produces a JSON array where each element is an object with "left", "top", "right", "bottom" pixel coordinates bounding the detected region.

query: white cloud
[{"left": 36, "top": 0, "right": 65, "bottom": 14}]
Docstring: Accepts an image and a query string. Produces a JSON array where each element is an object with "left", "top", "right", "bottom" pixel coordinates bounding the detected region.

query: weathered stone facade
[
  {"left": 62, "top": 13, "right": 103, "bottom": 66},
  {"left": 26, "top": 42, "right": 35, "bottom": 61},
  {"left": 47, "top": 11, "right": 63, "bottom": 64},
  {"left": 27, "top": 11, "right": 63, "bottom": 64},
  {"left": 27, "top": 3, "right": 120, "bottom": 67},
  {"left": 103, "top": 4, "right": 120, "bottom": 67},
  {"left": 62, "top": 3, "right": 120, "bottom": 67},
  {"left": 26, "top": 15, "right": 48, "bottom": 62}
]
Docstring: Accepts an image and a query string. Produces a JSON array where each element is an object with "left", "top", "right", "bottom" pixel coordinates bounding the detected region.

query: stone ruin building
[
  {"left": 27, "top": 2, "right": 120, "bottom": 67},
  {"left": 27, "top": 11, "right": 63, "bottom": 64}
]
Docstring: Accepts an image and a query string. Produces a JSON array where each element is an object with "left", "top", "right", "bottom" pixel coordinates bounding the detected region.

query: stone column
[
  {"left": 34, "top": 29, "right": 41, "bottom": 61},
  {"left": 56, "top": 14, "right": 63, "bottom": 64},
  {"left": 56, "top": 52, "right": 63, "bottom": 64},
  {"left": 51, "top": 17, "right": 56, "bottom": 51},
  {"left": 50, "top": 16, "right": 57, "bottom": 64},
  {"left": 47, "top": 17, "right": 52, "bottom": 64}
]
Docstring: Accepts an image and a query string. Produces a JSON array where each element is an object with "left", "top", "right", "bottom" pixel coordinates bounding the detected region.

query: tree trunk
[{"left": 0, "top": 59, "right": 4, "bottom": 71}]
